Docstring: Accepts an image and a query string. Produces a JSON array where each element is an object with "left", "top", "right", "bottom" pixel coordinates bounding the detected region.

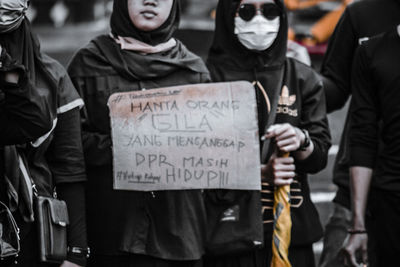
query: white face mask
[{"left": 234, "top": 14, "right": 280, "bottom": 51}]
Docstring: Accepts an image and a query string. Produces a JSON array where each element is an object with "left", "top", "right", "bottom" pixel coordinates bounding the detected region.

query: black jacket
[{"left": 207, "top": 0, "right": 331, "bottom": 246}]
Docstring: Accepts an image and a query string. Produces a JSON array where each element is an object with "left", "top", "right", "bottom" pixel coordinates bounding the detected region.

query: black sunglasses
[{"left": 237, "top": 3, "right": 281, "bottom": 21}]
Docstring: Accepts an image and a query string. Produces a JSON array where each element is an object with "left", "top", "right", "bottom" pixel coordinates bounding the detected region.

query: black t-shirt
[
  {"left": 320, "top": 0, "right": 400, "bottom": 208},
  {"left": 349, "top": 27, "right": 400, "bottom": 191}
]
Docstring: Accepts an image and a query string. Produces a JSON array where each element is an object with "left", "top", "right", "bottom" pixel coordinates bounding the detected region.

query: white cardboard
[{"left": 108, "top": 81, "right": 261, "bottom": 191}]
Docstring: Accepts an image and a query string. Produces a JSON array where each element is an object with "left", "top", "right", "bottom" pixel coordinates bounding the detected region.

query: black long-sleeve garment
[
  {"left": 68, "top": 35, "right": 210, "bottom": 261},
  {"left": 349, "top": 27, "right": 400, "bottom": 192},
  {"left": 320, "top": 0, "right": 400, "bottom": 208},
  {"left": 0, "top": 46, "right": 52, "bottom": 221}
]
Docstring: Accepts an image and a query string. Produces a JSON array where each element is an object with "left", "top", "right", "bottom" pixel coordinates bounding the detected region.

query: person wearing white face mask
[
  {"left": 205, "top": 0, "right": 331, "bottom": 266},
  {"left": 234, "top": 0, "right": 280, "bottom": 51}
]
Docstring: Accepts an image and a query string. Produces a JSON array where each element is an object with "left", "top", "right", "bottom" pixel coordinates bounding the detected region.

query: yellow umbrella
[
  {"left": 253, "top": 80, "right": 292, "bottom": 266},
  {"left": 271, "top": 152, "right": 292, "bottom": 267}
]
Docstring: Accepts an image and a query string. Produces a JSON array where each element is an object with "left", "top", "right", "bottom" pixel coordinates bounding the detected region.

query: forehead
[{"left": 240, "top": 0, "right": 275, "bottom": 4}]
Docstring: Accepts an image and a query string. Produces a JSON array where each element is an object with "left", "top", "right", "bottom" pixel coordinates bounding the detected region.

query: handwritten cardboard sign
[{"left": 108, "top": 81, "right": 261, "bottom": 191}]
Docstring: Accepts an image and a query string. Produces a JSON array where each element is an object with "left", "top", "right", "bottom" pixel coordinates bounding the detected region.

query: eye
[{"left": 262, "top": 4, "right": 281, "bottom": 20}]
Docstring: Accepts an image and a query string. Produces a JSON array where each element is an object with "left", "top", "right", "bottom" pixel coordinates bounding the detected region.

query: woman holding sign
[
  {"left": 68, "top": 0, "right": 210, "bottom": 266},
  {"left": 205, "top": 0, "right": 331, "bottom": 266}
]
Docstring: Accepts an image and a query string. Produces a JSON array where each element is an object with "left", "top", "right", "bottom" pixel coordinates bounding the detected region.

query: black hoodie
[{"left": 207, "top": 0, "right": 331, "bottom": 246}]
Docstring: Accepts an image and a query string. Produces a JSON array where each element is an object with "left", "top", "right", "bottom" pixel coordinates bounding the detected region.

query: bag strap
[
  {"left": 260, "top": 63, "right": 287, "bottom": 164},
  {"left": 19, "top": 153, "right": 57, "bottom": 200},
  {"left": 18, "top": 154, "right": 37, "bottom": 200}
]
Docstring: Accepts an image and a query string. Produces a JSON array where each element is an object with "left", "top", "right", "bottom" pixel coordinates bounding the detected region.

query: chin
[{"left": 135, "top": 22, "right": 160, "bottom": 32}]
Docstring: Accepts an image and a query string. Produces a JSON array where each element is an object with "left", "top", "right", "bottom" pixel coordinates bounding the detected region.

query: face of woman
[{"left": 127, "top": 0, "right": 174, "bottom": 32}]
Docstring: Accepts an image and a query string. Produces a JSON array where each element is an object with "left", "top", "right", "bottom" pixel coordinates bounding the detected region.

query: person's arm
[
  {"left": 46, "top": 108, "right": 88, "bottom": 266},
  {"left": 342, "top": 44, "right": 377, "bottom": 267},
  {"left": 69, "top": 77, "right": 113, "bottom": 167},
  {"left": 0, "top": 45, "right": 53, "bottom": 144},
  {"left": 261, "top": 120, "right": 315, "bottom": 186},
  {"left": 262, "top": 68, "right": 331, "bottom": 180},
  {"left": 320, "top": 8, "right": 358, "bottom": 113},
  {"left": 58, "top": 182, "right": 88, "bottom": 267},
  {"left": 343, "top": 166, "right": 371, "bottom": 266},
  {"left": 293, "top": 69, "right": 331, "bottom": 174}
]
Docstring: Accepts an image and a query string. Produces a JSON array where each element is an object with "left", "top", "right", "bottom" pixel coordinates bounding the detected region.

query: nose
[{"left": 143, "top": 0, "right": 158, "bottom": 6}]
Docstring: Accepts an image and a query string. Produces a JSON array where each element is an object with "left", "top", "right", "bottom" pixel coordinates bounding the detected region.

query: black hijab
[
  {"left": 110, "top": 0, "right": 180, "bottom": 46},
  {"left": 0, "top": 19, "right": 58, "bottom": 117},
  {"left": 0, "top": 19, "right": 61, "bottom": 221},
  {"left": 68, "top": 0, "right": 208, "bottom": 81}
]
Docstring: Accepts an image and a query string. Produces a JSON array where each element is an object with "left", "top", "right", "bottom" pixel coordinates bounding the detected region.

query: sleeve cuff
[
  {"left": 349, "top": 146, "right": 376, "bottom": 168},
  {"left": 67, "top": 253, "right": 87, "bottom": 267},
  {"left": 54, "top": 174, "right": 87, "bottom": 184},
  {"left": 294, "top": 140, "right": 328, "bottom": 174}
]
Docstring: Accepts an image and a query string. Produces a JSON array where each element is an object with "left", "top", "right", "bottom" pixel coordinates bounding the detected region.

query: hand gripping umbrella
[{"left": 256, "top": 78, "right": 292, "bottom": 267}]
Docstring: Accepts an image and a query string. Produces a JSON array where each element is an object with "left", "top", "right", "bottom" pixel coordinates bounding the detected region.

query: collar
[{"left": 111, "top": 33, "right": 176, "bottom": 54}]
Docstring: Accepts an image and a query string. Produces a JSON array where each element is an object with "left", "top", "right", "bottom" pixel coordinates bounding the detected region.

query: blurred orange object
[
  {"left": 284, "top": 0, "right": 353, "bottom": 44},
  {"left": 285, "top": 0, "right": 335, "bottom": 11},
  {"left": 310, "top": 1, "right": 352, "bottom": 43},
  {"left": 288, "top": 27, "right": 296, "bottom": 41}
]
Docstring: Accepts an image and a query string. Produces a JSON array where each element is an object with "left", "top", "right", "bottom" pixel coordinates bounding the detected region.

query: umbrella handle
[
  {"left": 271, "top": 150, "right": 292, "bottom": 267},
  {"left": 278, "top": 151, "right": 290, "bottom": 158}
]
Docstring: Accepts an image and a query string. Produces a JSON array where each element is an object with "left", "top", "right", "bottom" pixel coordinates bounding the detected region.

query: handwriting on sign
[
  {"left": 124, "top": 135, "right": 246, "bottom": 152},
  {"left": 108, "top": 82, "right": 261, "bottom": 191}
]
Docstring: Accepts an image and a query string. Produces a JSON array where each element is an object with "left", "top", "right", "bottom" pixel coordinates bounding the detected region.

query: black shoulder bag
[{"left": 19, "top": 156, "right": 69, "bottom": 264}]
